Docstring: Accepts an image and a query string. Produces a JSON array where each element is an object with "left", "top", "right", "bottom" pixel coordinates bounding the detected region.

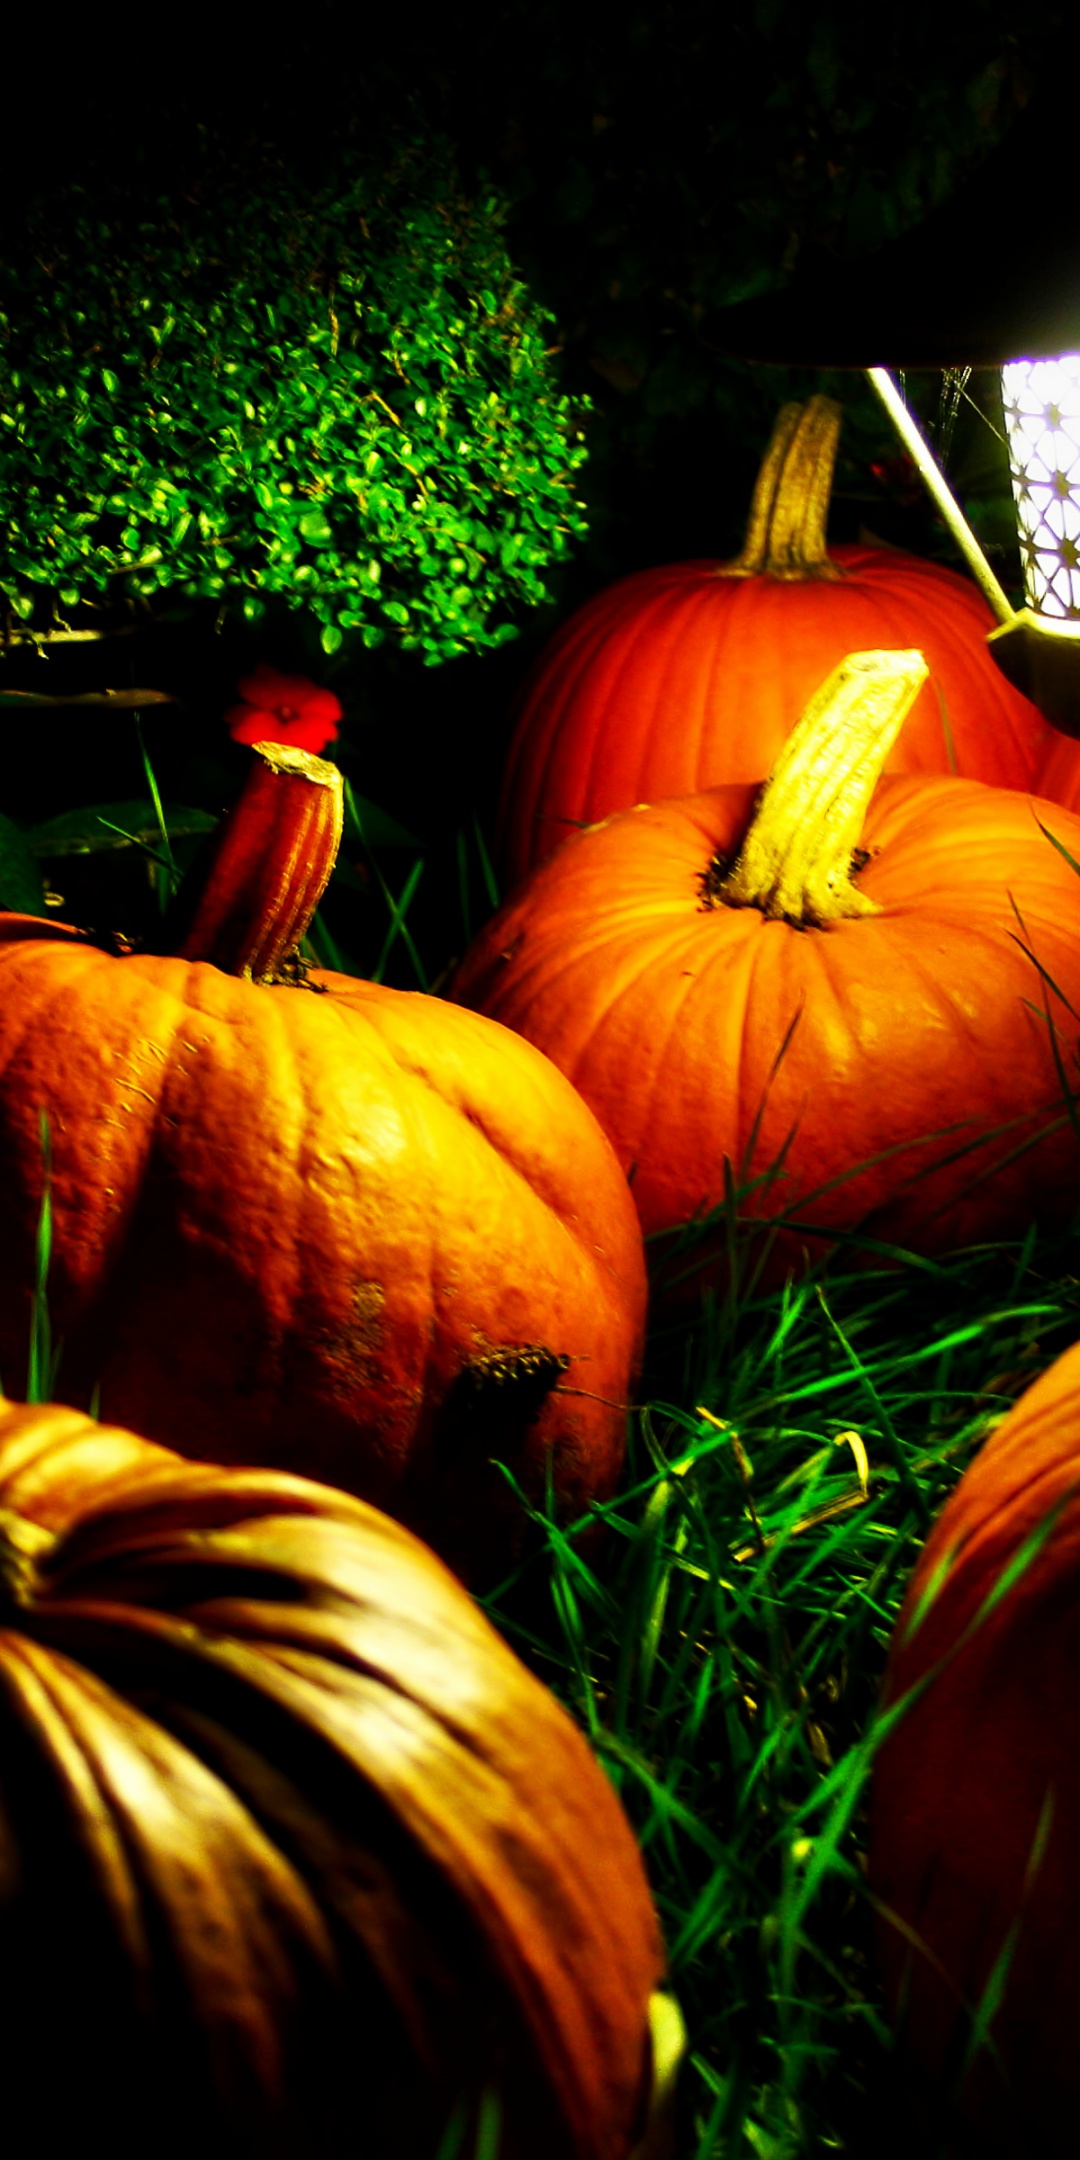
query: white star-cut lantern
[
  {"left": 865, "top": 364, "right": 1080, "bottom": 735},
  {"left": 1001, "top": 355, "right": 1080, "bottom": 619}
]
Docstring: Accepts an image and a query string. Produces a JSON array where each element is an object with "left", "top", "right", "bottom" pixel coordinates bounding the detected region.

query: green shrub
[{"left": 0, "top": 135, "right": 589, "bottom": 661}]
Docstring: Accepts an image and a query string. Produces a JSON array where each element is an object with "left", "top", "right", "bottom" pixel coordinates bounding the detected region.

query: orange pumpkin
[
  {"left": 0, "top": 1395, "right": 669, "bottom": 2160},
  {"left": 867, "top": 1337, "right": 1080, "bottom": 2155},
  {"left": 0, "top": 746, "right": 647, "bottom": 1583},
  {"left": 497, "top": 398, "right": 1055, "bottom": 886},
  {"left": 455, "top": 651, "right": 1080, "bottom": 1293},
  {"left": 1034, "top": 720, "right": 1080, "bottom": 818}
]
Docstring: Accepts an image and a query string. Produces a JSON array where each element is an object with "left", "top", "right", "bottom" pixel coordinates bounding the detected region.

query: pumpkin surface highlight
[
  {"left": 497, "top": 398, "right": 1055, "bottom": 885},
  {"left": 0, "top": 1397, "right": 666, "bottom": 2160},
  {"left": 867, "top": 1337, "right": 1080, "bottom": 2155}
]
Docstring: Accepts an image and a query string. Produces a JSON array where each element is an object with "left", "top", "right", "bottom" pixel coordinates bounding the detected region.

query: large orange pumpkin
[
  {"left": 497, "top": 398, "right": 1055, "bottom": 886},
  {"left": 0, "top": 1395, "right": 669, "bottom": 2160},
  {"left": 1034, "top": 720, "right": 1080, "bottom": 818},
  {"left": 455, "top": 650, "right": 1080, "bottom": 1292},
  {"left": 0, "top": 745, "right": 647, "bottom": 1583},
  {"left": 867, "top": 1338, "right": 1080, "bottom": 2157}
]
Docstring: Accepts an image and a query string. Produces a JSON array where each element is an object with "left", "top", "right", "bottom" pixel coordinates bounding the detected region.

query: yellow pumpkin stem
[
  {"left": 174, "top": 741, "right": 344, "bottom": 980},
  {"left": 720, "top": 394, "right": 845, "bottom": 582},
  {"left": 713, "top": 649, "right": 929, "bottom": 927}
]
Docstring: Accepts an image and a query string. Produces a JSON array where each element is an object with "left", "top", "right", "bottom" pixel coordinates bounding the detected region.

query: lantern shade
[
  {"left": 709, "top": 72, "right": 1080, "bottom": 369},
  {"left": 1002, "top": 355, "right": 1080, "bottom": 617}
]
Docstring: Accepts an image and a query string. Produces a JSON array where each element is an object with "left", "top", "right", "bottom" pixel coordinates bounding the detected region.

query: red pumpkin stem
[
  {"left": 721, "top": 394, "right": 845, "bottom": 583},
  {"left": 175, "top": 741, "right": 344, "bottom": 981},
  {"left": 712, "top": 648, "right": 928, "bottom": 928}
]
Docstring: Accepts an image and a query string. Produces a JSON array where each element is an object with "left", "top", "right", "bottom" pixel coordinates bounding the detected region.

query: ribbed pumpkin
[
  {"left": 867, "top": 1337, "right": 1080, "bottom": 2157},
  {"left": 0, "top": 745, "right": 647, "bottom": 1584},
  {"left": 455, "top": 650, "right": 1080, "bottom": 1294},
  {"left": 497, "top": 397, "right": 1055, "bottom": 886},
  {"left": 0, "top": 1395, "right": 670, "bottom": 2160}
]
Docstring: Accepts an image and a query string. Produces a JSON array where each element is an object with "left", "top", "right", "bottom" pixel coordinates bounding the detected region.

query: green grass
[{"left": 480, "top": 1219, "right": 1080, "bottom": 2158}]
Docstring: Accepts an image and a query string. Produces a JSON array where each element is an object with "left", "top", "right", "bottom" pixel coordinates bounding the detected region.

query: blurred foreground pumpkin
[
  {"left": 0, "top": 744, "right": 647, "bottom": 1583},
  {"left": 867, "top": 1337, "right": 1080, "bottom": 2157},
  {"left": 455, "top": 650, "right": 1080, "bottom": 1295},
  {"left": 0, "top": 1396, "right": 671, "bottom": 2160},
  {"left": 496, "top": 397, "right": 1054, "bottom": 886}
]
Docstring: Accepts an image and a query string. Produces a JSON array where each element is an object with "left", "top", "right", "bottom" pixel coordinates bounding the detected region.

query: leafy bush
[{"left": 0, "top": 135, "right": 589, "bottom": 660}]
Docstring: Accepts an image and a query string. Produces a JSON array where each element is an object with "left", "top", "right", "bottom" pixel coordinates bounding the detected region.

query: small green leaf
[
  {"left": 342, "top": 787, "right": 421, "bottom": 849},
  {"left": 27, "top": 801, "right": 218, "bottom": 857},
  {"left": 101, "top": 368, "right": 120, "bottom": 394},
  {"left": 320, "top": 621, "right": 343, "bottom": 654},
  {"left": 0, "top": 813, "right": 46, "bottom": 911},
  {"left": 299, "top": 508, "right": 334, "bottom": 545}
]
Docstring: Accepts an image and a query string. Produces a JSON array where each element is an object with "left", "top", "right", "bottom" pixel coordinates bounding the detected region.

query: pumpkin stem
[
  {"left": 173, "top": 741, "right": 344, "bottom": 981},
  {"left": 709, "top": 649, "right": 928, "bottom": 928},
  {"left": 721, "top": 394, "right": 845, "bottom": 582}
]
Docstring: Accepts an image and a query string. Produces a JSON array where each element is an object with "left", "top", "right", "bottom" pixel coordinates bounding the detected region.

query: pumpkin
[
  {"left": 0, "top": 744, "right": 648, "bottom": 1585},
  {"left": 453, "top": 650, "right": 1080, "bottom": 1295},
  {"left": 866, "top": 1338, "right": 1080, "bottom": 2156},
  {"left": 497, "top": 397, "right": 1055, "bottom": 886},
  {"left": 1034, "top": 719, "right": 1080, "bottom": 818},
  {"left": 0, "top": 1394, "right": 671, "bottom": 2160}
]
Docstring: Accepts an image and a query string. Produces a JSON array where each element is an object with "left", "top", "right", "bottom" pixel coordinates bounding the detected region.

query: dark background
[{"left": 0, "top": 0, "right": 1069, "bottom": 970}]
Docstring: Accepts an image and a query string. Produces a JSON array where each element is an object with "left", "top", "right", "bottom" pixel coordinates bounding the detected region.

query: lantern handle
[{"left": 864, "top": 367, "right": 1015, "bottom": 625}]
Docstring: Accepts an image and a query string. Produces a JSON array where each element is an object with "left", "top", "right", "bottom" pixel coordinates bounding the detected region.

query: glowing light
[{"left": 1001, "top": 354, "right": 1080, "bottom": 619}]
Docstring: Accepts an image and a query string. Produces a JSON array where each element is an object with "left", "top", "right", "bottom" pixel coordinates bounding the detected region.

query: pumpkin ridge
[
  {"left": 3, "top": 948, "right": 180, "bottom": 1307},
  {"left": 585, "top": 937, "right": 724, "bottom": 1196},
  {"left": 893, "top": 1460, "right": 1080, "bottom": 1653},
  {"left": 0, "top": 1631, "right": 155, "bottom": 1967},
  {"left": 496, "top": 877, "right": 768, "bottom": 1226},
  {"left": 941, "top": 1364, "right": 1080, "bottom": 1520},
  {"left": 269, "top": 978, "right": 351, "bottom": 1351},
  {"left": 325, "top": 982, "right": 635, "bottom": 1268},
  {"left": 570, "top": 589, "right": 685, "bottom": 825},
  {"left": 162, "top": 966, "right": 308, "bottom": 1337},
  {"left": 0, "top": 939, "right": 117, "bottom": 1085},
  {"left": 15, "top": 1621, "right": 343, "bottom": 2080},
  {"left": 50, "top": 1594, "right": 660, "bottom": 2155},
  {"left": 232, "top": 1659, "right": 650, "bottom": 2152},
  {"left": 363, "top": 1033, "right": 445, "bottom": 1437},
  {"left": 0, "top": 1633, "right": 390, "bottom": 2134},
  {"left": 697, "top": 589, "right": 736, "bottom": 796},
  {"left": 646, "top": 940, "right": 765, "bottom": 1225}
]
